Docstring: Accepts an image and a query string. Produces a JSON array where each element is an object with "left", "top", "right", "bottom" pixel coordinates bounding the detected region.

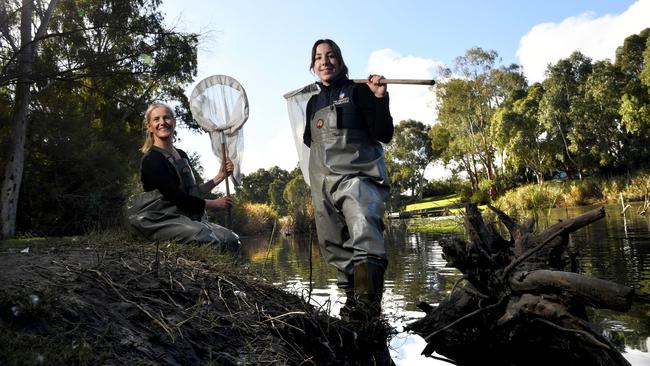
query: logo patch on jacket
[
  {"left": 333, "top": 91, "right": 350, "bottom": 106},
  {"left": 316, "top": 118, "right": 324, "bottom": 129}
]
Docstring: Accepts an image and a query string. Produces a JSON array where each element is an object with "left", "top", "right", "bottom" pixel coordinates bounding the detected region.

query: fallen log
[
  {"left": 509, "top": 270, "right": 639, "bottom": 311},
  {"left": 406, "top": 204, "right": 650, "bottom": 366}
]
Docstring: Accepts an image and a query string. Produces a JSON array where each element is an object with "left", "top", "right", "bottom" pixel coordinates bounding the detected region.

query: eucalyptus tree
[
  {"left": 384, "top": 150, "right": 407, "bottom": 210},
  {"left": 434, "top": 48, "right": 526, "bottom": 193},
  {"left": 283, "top": 171, "right": 312, "bottom": 232},
  {"left": 1, "top": 0, "right": 59, "bottom": 238},
  {"left": 237, "top": 166, "right": 290, "bottom": 207},
  {"left": 491, "top": 83, "right": 553, "bottom": 184},
  {"left": 384, "top": 119, "right": 434, "bottom": 199},
  {"left": 567, "top": 61, "right": 626, "bottom": 174},
  {"left": 1, "top": 0, "right": 199, "bottom": 237},
  {"left": 616, "top": 28, "right": 650, "bottom": 168},
  {"left": 538, "top": 52, "right": 593, "bottom": 179},
  {"left": 268, "top": 167, "right": 294, "bottom": 215},
  {"left": 434, "top": 78, "right": 480, "bottom": 190}
]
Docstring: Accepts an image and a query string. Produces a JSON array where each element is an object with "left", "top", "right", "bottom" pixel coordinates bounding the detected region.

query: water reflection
[{"left": 241, "top": 203, "right": 650, "bottom": 365}]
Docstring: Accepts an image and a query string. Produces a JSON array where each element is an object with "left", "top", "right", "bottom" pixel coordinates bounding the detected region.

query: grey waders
[
  {"left": 308, "top": 104, "right": 389, "bottom": 321},
  {"left": 127, "top": 147, "right": 241, "bottom": 254}
]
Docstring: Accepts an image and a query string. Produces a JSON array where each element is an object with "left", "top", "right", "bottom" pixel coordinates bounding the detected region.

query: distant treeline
[{"left": 385, "top": 28, "right": 650, "bottom": 205}]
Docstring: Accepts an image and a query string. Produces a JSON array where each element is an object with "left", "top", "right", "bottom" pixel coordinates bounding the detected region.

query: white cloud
[
  {"left": 180, "top": 49, "right": 445, "bottom": 182},
  {"left": 517, "top": 0, "right": 650, "bottom": 83},
  {"left": 366, "top": 49, "right": 442, "bottom": 125},
  {"left": 177, "top": 125, "right": 299, "bottom": 187},
  {"left": 244, "top": 126, "right": 299, "bottom": 173}
]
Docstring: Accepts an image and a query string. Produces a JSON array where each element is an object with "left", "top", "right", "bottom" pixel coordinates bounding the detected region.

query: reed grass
[
  {"left": 495, "top": 171, "right": 650, "bottom": 214},
  {"left": 232, "top": 202, "right": 278, "bottom": 236}
]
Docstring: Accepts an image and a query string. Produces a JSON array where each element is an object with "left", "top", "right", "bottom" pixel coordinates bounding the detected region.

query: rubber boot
[
  {"left": 338, "top": 273, "right": 356, "bottom": 321},
  {"left": 339, "top": 288, "right": 356, "bottom": 321},
  {"left": 351, "top": 261, "right": 394, "bottom": 366},
  {"left": 352, "top": 260, "right": 385, "bottom": 322}
]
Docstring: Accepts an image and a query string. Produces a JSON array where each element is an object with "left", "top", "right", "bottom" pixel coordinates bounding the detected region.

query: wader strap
[{"left": 150, "top": 146, "right": 200, "bottom": 197}]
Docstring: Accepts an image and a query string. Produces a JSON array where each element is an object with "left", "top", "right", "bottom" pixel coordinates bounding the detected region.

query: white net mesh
[
  {"left": 283, "top": 83, "right": 319, "bottom": 186},
  {"left": 190, "top": 75, "right": 249, "bottom": 186}
]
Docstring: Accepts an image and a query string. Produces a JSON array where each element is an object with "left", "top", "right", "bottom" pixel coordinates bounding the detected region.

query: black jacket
[
  {"left": 303, "top": 76, "right": 393, "bottom": 147},
  {"left": 140, "top": 148, "right": 205, "bottom": 217}
]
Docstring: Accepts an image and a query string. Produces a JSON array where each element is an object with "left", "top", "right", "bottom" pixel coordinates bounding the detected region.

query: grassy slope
[
  {"left": 404, "top": 194, "right": 461, "bottom": 211},
  {"left": 397, "top": 194, "right": 466, "bottom": 235}
]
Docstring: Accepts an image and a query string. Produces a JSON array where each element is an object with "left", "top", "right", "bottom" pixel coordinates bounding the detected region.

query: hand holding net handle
[
  {"left": 220, "top": 138, "right": 232, "bottom": 228},
  {"left": 351, "top": 78, "right": 435, "bottom": 85}
]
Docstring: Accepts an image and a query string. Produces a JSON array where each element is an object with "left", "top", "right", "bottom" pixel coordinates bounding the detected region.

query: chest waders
[
  {"left": 127, "top": 147, "right": 241, "bottom": 254},
  {"left": 308, "top": 104, "right": 389, "bottom": 320}
]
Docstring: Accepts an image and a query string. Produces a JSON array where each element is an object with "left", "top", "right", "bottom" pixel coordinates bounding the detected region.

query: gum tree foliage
[
  {"left": 268, "top": 167, "right": 298, "bottom": 216},
  {"left": 0, "top": 0, "right": 198, "bottom": 236},
  {"left": 617, "top": 28, "right": 650, "bottom": 168},
  {"left": 491, "top": 28, "right": 650, "bottom": 185},
  {"left": 384, "top": 119, "right": 434, "bottom": 200},
  {"left": 430, "top": 30, "right": 650, "bottom": 196},
  {"left": 432, "top": 48, "right": 526, "bottom": 193},
  {"left": 282, "top": 169, "right": 312, "bottom": 232},
  {"left": 538, "top": 52, "right": 594, "bottom": 179},
  {"left": 236, "top": 166, "right": 290, "bottom": 214},
  {"left": 1, "top": 0, "right": 59, "bottom": 237},
  {"left": 283, "top": 169, "right": 310, "bottom": 213},
  {"left": 567, "top": 60, "right": 627, "bottom": 173},
  {"left": 491, "top": 83, "right": 553, "bottom": 184}
]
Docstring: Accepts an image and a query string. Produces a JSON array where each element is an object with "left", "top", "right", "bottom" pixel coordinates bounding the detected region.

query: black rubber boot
[
  {"left": 339, "top": 288, "right": 356, "bottom": 321},
  {"left": 351, "top": 260, "right": 385, "bottom": 322},
  {"left": 338, "top": 272, "right": 355, "bottom": 321},
  {"left": 349, "top": 261, "right": 394, "bottom": 365}
]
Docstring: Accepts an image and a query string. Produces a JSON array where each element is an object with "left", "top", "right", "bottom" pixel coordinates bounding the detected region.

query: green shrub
[
  {"left": 281, "top": 176, "right": 314, "bottom": 234},
  {"left": 422, "top": 179, "right": 455, "bottom": 197}
]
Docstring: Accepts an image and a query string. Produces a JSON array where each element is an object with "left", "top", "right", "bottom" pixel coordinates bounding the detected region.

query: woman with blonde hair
[{"left": 127, "top": 103, "right": 240, "bottom": 253}]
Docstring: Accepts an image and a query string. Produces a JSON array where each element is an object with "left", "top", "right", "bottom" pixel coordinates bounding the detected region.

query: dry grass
[
  {"left": 232, "top": 202, "right": 278, "bottom": 236},
  {"left": 0, "top": 236, "right": 393, "bottom": 365},
  {"left": 495, "top": 172, "right": 650, "bottom": 214}
]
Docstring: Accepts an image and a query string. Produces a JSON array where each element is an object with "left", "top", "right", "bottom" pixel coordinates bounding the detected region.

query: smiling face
[
  {"left": 147, "top": 106, "right": 176, "bottom": 144},
  {"left": 313, "top": 42, "right": 340, "bottom": 85}
]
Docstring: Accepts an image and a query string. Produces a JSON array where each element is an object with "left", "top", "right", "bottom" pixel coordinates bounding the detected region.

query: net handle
[
  {"left": 350, "top": 78, "right": 435, "bottom": 85},
  {"left": 220, "top": 131, "right": 232, "bottom": 228}
]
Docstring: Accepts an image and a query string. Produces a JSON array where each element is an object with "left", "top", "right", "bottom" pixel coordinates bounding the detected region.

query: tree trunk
[
  {"left": 406, "top": 203, "right": 649, "bottom": 366},
  {"left": 1, "top": 84, "right": 30, "bottom": 238},
  {"left": 1, "top": 0, "right": 58, "bottom": 238},
  {"left": 1, "top": 0, "right": 34, "bottom": 238}
]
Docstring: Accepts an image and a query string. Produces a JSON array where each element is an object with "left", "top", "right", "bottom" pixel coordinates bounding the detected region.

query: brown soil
[{"left": 0, "top": 237, "right": 392, "bottom": 365}]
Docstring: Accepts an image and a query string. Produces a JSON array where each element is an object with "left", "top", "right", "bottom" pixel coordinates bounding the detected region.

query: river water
[{"left": 240, "top": 202, "right": 650, "bottom": 365}]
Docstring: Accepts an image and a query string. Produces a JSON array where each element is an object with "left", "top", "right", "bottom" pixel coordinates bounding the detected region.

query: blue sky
[{"left": 161, "top": 0, "right": 650, "bottom": 186}]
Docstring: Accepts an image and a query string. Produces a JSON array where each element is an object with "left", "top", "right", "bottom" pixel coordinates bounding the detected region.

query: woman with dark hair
[
  {"left": 304, "top": 39, "right": 394, "bottom": 322},
  {"left": 127, "top": 103, "right": 241, "bottom": 254}
]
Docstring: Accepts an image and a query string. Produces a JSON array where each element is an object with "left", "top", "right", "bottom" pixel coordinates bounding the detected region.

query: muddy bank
[{"left": 0, "top": 238, "right": 391, "bottom": 365}]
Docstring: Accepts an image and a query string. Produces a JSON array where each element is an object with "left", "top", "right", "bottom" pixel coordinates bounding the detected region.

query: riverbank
[
  {"left": 0, "top": 234, "right": 391, "bottom": 365},
  {"left": 495, "top": 172, "right": 650, "bottom": 214},
  {"left": 398, "top": 172, "right": 650, "bottom": 234}
]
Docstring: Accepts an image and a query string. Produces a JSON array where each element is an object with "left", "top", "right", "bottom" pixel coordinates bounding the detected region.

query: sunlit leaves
[{"left": 385, "top": 119, "right": 433, "bottom": 199}]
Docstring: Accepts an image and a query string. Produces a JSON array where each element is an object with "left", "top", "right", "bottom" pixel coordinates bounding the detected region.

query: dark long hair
[{"left": 309, "top": 39, "right": 349, "bottom": 78}]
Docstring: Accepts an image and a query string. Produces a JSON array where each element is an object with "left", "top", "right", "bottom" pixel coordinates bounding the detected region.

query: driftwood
[{"left": 406, "top": 204, "right": 650, "bottom": 366}]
